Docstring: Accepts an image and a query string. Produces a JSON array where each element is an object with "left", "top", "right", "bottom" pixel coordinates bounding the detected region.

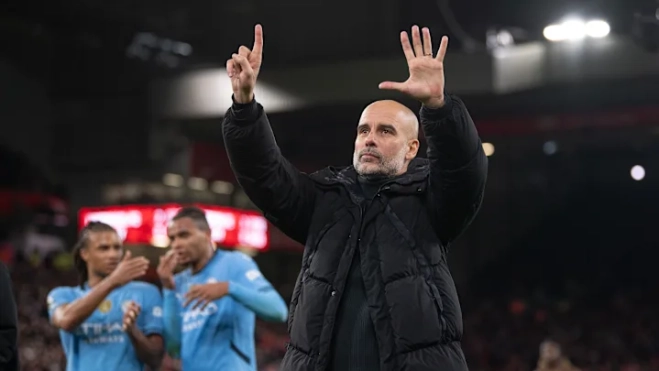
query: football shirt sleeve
[
  {"left": 46, "top": 287, "right": 75, "bottom": 322},
  {"left": 139, "top": 285, "right": 164, "bottom": 336},
  {"left": 227, "top": 253, "right": 288, "bottom": 322},
  {"left": 162, "top": 288, "right": 182, "bottom": 358}
]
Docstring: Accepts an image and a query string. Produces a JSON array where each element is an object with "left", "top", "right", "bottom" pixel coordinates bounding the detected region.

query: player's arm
[
  {"left": 378, "top": 27, "right": 488, "bottom": 245},
  {"left": 184, "top": 254, "right": 287, "bottom": 322},
  {"left": 157, "top": 252, "right": 182, "bottom": 358},
  {"left": 123, "top": 286, "right": 165, "bottom": 370},
  {"left": 162, "top": 289, "right": 182, "bottom": 358},
  {"left": 49, "top": 252, "right": 149, "bottom": 332},
  {"left": 49, "top": 279, "right": 117, "bottom": 332},
  {"left": 227, "top": 253, "right": 287, "bottom": 322},
  {"left": 421, "top": 94, "right": 487, "bottom": 244},
  {"left": 222, "top": 25, "right": 316, "bottom": 244},
  {"left": 0, "top": 262, "right": 18, "bottom": 370},
  {"left": 126, "top": 327, "right": 163, "bottom": 370}
]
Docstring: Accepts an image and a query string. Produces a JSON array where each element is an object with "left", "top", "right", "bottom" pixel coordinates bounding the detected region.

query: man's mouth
[{"left": 361, "top": 153, "right": 380, "bottom": 162}]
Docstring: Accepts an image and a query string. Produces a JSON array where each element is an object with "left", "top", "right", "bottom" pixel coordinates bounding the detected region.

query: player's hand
[
  {"left": 378, "top": 25, "right": 449, "bottom": 109},
  {"left": 183, "top": 282, "right": 229, "bottom": 310},
  {"left": 107, "top": 251, "right": 149, "bottom": 287},
  {"left": 157, "top": 250, "right": 178, "bottom": 290},
  {"left": 122, "top": 301, "right": 141, "bottom": 332},
  {"left": 227, "top": 24, "right": 264, "bottom": 103}
]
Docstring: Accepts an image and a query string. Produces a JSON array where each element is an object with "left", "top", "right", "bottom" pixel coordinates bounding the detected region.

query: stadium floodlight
[
  {"left": 543, "top": 19, "right": 610, "bottom": 42},
  {"left": 585, "top": 20, "right": 611, "bottom": 38}
]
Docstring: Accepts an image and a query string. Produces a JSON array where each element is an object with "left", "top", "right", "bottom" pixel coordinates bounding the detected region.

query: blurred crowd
[{"left": 9, "top": 252, "right": 659, "bottom": 371}]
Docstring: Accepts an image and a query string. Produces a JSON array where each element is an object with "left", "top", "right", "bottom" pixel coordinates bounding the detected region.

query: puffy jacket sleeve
[
  {"left": 222, "top": 98, "right": 317, "bottom": 244},
  {"left": 420, "top": 95, "right": 488, "bottom": 245}
]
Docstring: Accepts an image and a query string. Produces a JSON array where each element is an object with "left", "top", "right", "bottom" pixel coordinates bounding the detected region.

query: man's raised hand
[
  {"left": 227, "top": 24, "right": 264, "bottom": 104},
  {"left": 107, "top": 251, "right": 150, "bottom": 288},
  {"left": 157, "top": 250, "right": 178, "bottom": 290},
  {"left": 379, "top": 25, "right": 449, "bottom": 109}
]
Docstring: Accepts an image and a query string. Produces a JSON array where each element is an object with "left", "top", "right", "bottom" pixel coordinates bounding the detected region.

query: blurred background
[{"left": 2, "top": 0, "right": 659, "bottom": 370}]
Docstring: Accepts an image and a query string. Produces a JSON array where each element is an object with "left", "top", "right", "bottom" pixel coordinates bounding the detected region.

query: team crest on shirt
[{"left": 98, "top": 300, "right": 112, "bottom": 313}]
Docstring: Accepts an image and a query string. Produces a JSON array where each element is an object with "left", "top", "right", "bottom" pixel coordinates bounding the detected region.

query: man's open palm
[
  {"left": 227, "top": 24, "right": 264, "bottom": 103},
  {"left": 379, "top": 26, "right": 449, "bottom": 108}
]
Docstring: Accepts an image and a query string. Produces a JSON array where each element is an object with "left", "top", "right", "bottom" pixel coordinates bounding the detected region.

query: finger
[
  {"left": 129, "top": 303, "right": 141, "bottom": 315},
  {"left": 411, "top": 25, "right": 423, "bottom": 57},
  {"left": 168, "top": 254, "right": 179, "bottom": 268},
  {"left": 128, "top": 259, "right": 149, "bottom": 270},
  {"left": 183, "top": 295, "right": 196, "bottom": 308},
  {"left": 227, "top": 59, "right": 236, "bottom": 78},
  {"left": 400, "top": 31, "right": 415, "bottom": 62},
  {"left": 436, "top": 36, "right": 449, "bottom": 62},
  {"left": 238, "top": 45, "right": 251, "bottom": 58},
  {"left": 232, "top": 54, "right": 253, "bottom": 75},
  {"left": 422, "top": 27, "right": 432, "bottom": 56},
  {"left": 192, "top": 298, "right": 205, "bottom": 310},
  {"left": 183, "top": 290, "right": 199, "bottom": 307},
  {"left": 122, "top": 250, "right": 132, "bottom": 261},
  {"left": 129, "top": 267, "right": 147, "bottom": 279},
  {"left": 252, "top": 24, "right": 264, "bottom": 58},
  {"left": 378, "top": 81, "right": 407, "bottom": 92}
]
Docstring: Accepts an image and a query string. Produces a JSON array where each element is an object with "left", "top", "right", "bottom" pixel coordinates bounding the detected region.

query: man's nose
[
  {"left": 110, "top": 249, "right": 123, "bottom": 260},
  {"left": 365, "top": 132, "right": 376, "bottom": 146}
]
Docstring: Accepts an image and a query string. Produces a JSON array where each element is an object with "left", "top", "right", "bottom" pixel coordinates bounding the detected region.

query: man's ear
[
  {"left": 80, "top": 248, "right": 90, "bottom": 263},
  {"left": 406, "top": 139, "right": 420, "bottom": 160}
]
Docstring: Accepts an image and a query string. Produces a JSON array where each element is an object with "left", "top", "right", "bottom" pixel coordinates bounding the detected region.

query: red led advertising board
[{"left": 78, "top": 204, "right": 269, "bottom": 250}]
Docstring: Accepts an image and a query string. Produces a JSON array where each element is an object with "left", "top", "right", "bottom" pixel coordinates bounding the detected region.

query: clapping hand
[
  {"left": 157, "top": 250, "right": 179, "bottom": 290},
  {"left": 122, "top": 301, "right": 141, "bottom": 332},
  {"left": 379, "top": 25, "right": 449, "bottom": 109},
  {"left": 107, "top": 251, "right": 149, "bottom": 288}
]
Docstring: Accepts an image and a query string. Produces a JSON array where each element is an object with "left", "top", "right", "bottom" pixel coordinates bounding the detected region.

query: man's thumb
[
  {"left": 378, "top": 81, "right": 406, "bottom": 91},
  {"left": 122, "top": 250, "right": 132, "bottom": 261}
]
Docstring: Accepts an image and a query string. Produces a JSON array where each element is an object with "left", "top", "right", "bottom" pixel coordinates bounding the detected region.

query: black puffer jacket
[{"left": 223, "top": 95, "right": 487, "bottom": 371}]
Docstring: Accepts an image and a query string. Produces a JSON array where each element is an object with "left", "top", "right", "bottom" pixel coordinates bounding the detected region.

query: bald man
[{"left": 223, "top": 24, "right": 487, "bottom": 371}]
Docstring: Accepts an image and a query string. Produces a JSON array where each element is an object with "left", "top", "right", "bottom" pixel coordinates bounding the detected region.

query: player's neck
[
  {"left": 87, "top": 273, "right": 103, "bottom": 288},
  {"left": 191, "top": 247, "right": 215, "bottom": 274}
]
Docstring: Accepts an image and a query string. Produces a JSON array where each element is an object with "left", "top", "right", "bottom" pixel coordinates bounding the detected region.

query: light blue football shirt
[
  {"left": 47, "top": 281, "right": 164, "bottom": 371},
  {"left": 166, "top": 250, "right": 279, "bottom": 371}
]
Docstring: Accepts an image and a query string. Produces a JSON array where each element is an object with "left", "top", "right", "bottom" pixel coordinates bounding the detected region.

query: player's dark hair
[
  {"left": 73, "top": 221, "right": 117, "bottom": 288},
  {"left": 172, "top": 206, "right": 210, "bottom": 232}
]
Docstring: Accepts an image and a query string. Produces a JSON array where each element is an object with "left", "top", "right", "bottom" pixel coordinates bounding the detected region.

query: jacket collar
[{"left": 311, "top": 157, "right": 430, "bottom": 187}]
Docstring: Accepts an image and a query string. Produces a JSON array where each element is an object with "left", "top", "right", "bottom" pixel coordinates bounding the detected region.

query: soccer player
[
  {"left": 157, "top": 206, "right": 287, "bottom": 371},
  {"left": 47, "top": 221, "right": 164, "bottom": 371}
]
